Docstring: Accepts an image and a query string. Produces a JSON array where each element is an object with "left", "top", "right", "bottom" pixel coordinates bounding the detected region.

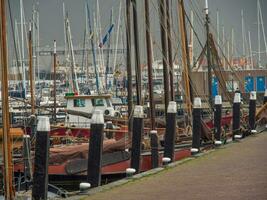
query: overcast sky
[{"left": 8, "top": 0, "right": 267, "bottom": 67}]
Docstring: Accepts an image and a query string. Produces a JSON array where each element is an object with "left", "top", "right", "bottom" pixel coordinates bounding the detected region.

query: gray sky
[{"left": 8, "top": 0, "right": 267, "bottom": 68}]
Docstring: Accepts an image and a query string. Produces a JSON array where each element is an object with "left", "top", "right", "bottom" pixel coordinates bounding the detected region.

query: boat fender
[
  {"left": 162, "top": 157, "right": 171, "bottom": 166},
  {"left": 79, "top": 182, "right": 91, "bottom": 192},
  {"left": 126, "top": 168, "right": 136, "bottom": 177}
]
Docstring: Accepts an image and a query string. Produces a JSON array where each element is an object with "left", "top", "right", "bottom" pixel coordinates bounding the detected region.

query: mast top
[
  {"left": 54, "top": 40, "right": 56, "bottom": 54},
  {"left": 205, "top": 0, "right": 209, "bottom": 15}
]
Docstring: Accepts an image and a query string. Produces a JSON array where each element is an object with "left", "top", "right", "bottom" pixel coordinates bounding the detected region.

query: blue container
[
  {"left": 212, "top": 77, "right": 218, "bottom": 97},
  {"left": 256, "top": 76, "right": 266, "bottom": 92},
  {"left": 244, "top": 76, "right": 254, "bottom": 93}
]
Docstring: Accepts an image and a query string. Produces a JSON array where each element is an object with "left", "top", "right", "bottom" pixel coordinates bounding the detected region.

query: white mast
[
  {"left": 241, "top": 9, "right": 245, "bottom": 57},
  {"left": 20, "top": 0, "right": 26, "bottom": 97},
  {"left": 216, "top": 9, "right": 220, "bottom": 47},
  {"left": 231, "top": 28, "right": 234, "bottom": 67},
  {"left": 248, "top": 31, "right": 253, "bottom": 69},
  {"left": 36, "top": 7, "right": 40, "bottom": 81},
  {"left": 258, "top": 0, "right": 267, "bottom": 58},
  {"left": 96, "top": 0, "right": 104, "bottom": 75},
  {"left": 257, "top": 0, "right": 261, "bottom": 67},
  {"left": 15, "top": 20, "right": 23, "bottom": 80},
  {"left": 227, "top": 41, "right": 230, "bottom": 70},
  {"left": 222, "top": 25, "right": 225, "bottom": 68},
  {"left": 190, "top": 10, "right": 194, "bottom": 66},
  {"left": 113, "top": 1, "right": 122, "bottom": 73}
]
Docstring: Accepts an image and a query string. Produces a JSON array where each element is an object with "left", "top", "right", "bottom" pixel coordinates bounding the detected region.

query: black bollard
[
  {"left": 232, "top": 93, "right": 242, "bottom": 140},
  {"left": 191, "top": 98, "right": 202, "bottom": 155},
  {"left": 130, "top": 105, "right": 144, "bottom": 173},
  {"left": 249, "top": 91, "right": 257, "bottom": 134},
  {"left": 87, "top": 110, "right": 104, "bottom": 188},
  {"left": 105, "top": 121, "right": 113, "bottom": 139},
  {"left": 150, "top": 130, "right": 159, "bottom": 168},
  {"left": 214, "top": 95, "right": 222, "bottom": 145},
  {"left": 163, "top": 101, "right": 177, "bottom": 162},
  {"left": 264, "top": 89, "right": 267, "bottom": 105},
  {"left": 23, "top": 135, "right": 32, "bottom": 188},
  {"left": 32, "top": 116, "right": 50, "bottom": 200}
]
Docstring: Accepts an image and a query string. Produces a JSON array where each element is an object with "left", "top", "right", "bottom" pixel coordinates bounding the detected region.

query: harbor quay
[{"left": 75, "top": 131, "right": 267, "bottom": 200}]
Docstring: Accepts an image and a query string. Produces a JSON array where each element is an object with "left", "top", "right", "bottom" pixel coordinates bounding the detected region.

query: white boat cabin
[{"left": 65, "top": 93, "right": 119, "bottom": 127}]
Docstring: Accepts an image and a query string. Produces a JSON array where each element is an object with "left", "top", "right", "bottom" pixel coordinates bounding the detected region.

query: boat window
[
  {"left": 92, "top": 98, "right": 105, "bottom": 106},
  {"left": 106, "top": 99, "right": 112, "bottom": 107},
  {"left": 74, "top": 99, "right": 86, "bottom": 107}
]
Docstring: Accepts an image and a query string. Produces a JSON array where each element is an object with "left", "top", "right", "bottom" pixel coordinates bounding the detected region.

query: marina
[{"left": 0, "top": 0, "right": 267, "bottom": 199}]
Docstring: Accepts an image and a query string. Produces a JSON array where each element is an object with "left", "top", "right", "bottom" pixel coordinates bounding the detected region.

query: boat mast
[
  {"left": 29, "top": 23, "right": 35, "bottom": 114},
  {"left": 258, "top": 0, "right": 267, "bottom": 58},
  {"left": 1, "top": 0, "right": 15, "bottom": 198},
  {"left": 248, "top": 31, "right": 253, "bottom": 69},
  {"left": 166, "top": 0, "right": 174, "bottom": 101},
  {"left": 158, "top": 0, "right": 170, "bottom": 114},
  {"left": 126, "top": 0, "right": 133, "bottom": 133},
  {"left": 257, "top": 0, "right": 261, "bottom": 67},
  {"left": 132, "top": 0, "right": 142, "bottom": 105},
  {"left": 53, "top": 40, "right": 57, "bottom": 123},
  {"left": 231, "top": 28, "right": 234, "bottom": 67},
  {"left": 87, "top": 3, "right": 100, "bottom": 93},
  {"left": 113, "top": 2, "right": 122, "bottom": 95},
  {"left": 189, "top": 10, "right": 194, "bottom": 67},
  {"left": 178, "top": 0, "right": 193, "bottom": 118},
  {"left": 145, "top": 0, "right": 155, "bottom": 129},
  {"left": 105, "top": 9, "right": 113, "bottom": 91},
  {"left": 222, "top": 25, "right": 225, "bottom": 68},
  {"left": 204, "top": 0, "right": 213, "bottom": 108},
  {"left": 216, "top": 9, "right": 220, "bottom": 48},
  {"left": 241, "top": 9, "right": 245, "bottom": 59},
  {"left": 20, "top": 0, "right": 26, "bottom": 97}
]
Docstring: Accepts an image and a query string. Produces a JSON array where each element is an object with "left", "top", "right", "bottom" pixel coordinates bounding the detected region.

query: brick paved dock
[{"left": 83, "top": 132, "right": 267, "bottom": 200}]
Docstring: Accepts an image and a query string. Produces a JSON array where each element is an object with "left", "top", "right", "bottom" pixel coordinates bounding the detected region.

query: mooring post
[
  {"left": 264, "top": 89, "right": 267, "bottom": 105},
  {"left": 249, "top": 91, "right": 257, "bottom": 134},
  {"left": 150, "top": 130, "right": 159, "bottom": 168},
  {"left": 232, "top": 93, "right": 242, "bottom": 140},
  {"left": 105, "top": 121, "right": 113, "bottom": 139},
  {"left": 191, "top": 97, "right": 202, "bottom": 155},
  {"left": 130, "top": 105, "right": 144, "bottom": 173},
  {"left": 163, "top": 101, "right": 177, "bottom": 162},
  {"left": 214, "top": 95, "right": 222, "bottom": 146},
  {"left": 23, "top": 135, "right": 31, "bottom": 189},
  {"left": 32, "top": 116, "right": 50, "bottom": 200},
  {"left": 87, "top": 110, "right": 104, "bottom": 188}
]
